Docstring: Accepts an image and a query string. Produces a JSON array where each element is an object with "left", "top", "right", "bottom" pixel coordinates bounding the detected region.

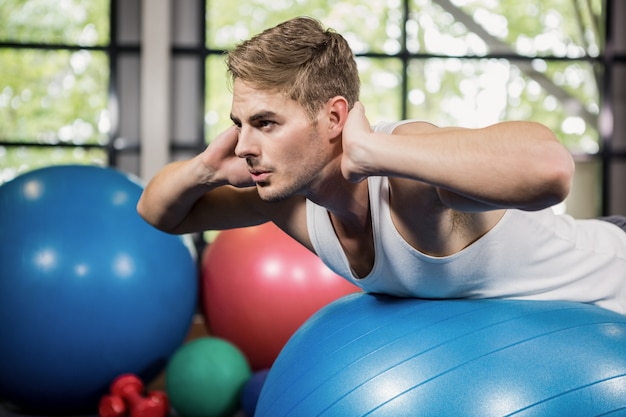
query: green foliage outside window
[
  {"left": 403, "top": 0, "right": 602, "bottom": 152},
  {"left": 0, "top": 49, "right": 109, "bottom": 145},
  {"left": 0, "top": 0, "right": 109, "bottom": 45},
  {"left": 0, "top": 0, "right": 109, "bottom": 183}
]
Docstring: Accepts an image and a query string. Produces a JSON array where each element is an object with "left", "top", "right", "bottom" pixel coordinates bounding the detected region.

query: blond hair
[{"left": 226, "top": 17, "right": 360, "bottom": 119}]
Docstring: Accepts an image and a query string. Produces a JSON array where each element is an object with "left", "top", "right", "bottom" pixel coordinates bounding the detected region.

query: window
[{"left": 0, "top": 0, "right": 111, "bottom": 184}]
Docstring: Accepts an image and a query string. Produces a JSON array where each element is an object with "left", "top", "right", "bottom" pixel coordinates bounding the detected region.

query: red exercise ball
[{"left": 201, "top": 222, "right": 360, "bottom": 370}]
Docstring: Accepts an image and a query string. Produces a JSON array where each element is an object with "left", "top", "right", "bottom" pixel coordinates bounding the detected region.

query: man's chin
[
  {"left": 257, "top": 185, "right": 289, "bottom": 203},
  {"left": 256, "top": 184, "right": 274, "bottom": 200}
]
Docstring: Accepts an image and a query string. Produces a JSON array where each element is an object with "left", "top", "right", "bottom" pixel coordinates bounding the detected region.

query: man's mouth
[{"left": 250, "top": 170, "right": 270, "bottom": 183}]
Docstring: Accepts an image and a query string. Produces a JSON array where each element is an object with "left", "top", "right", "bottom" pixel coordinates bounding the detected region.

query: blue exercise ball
[
  {"left": 0, "top": 165, "right": 197, "bottom": 413},
  {"left": 257, "top": 292, "right": 626, "bottom": 416},
  {"left": 241, "top": 368, "right": 270, "bottom": 417}
]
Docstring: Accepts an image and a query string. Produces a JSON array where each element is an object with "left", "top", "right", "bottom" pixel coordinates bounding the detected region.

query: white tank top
[{"left": 306, "top": 122, "right": 626, "bottom": 314}]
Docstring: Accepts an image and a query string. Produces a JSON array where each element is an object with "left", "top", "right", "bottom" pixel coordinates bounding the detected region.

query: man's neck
[{"left": 318, "top": 178, "right": 370, "bottom": 232}]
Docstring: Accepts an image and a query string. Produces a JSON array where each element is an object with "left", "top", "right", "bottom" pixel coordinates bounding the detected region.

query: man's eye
[{"left": 259, "top": 120, "right": 275, "bottom": 128}]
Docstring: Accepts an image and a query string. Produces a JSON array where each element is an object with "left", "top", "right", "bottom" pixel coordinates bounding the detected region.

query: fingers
[
  {"left": 216, "top": 125, "right": 239, "bottom": 141},
  {"left": 351, "top": 101, "right": 364, "bottom": 111}
]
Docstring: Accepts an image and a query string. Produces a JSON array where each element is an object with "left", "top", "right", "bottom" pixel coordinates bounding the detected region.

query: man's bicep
[{"left": 392, "top": 120, "right": 466, "bottom": 136}]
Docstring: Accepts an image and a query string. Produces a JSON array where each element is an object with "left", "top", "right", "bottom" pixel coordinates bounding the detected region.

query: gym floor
[
  {"left": 0, "top": 400, "right": 247, "bottom": 417},
  {"left": 0, "top": 406, "right": 247, "bottom": 417},
  {"left": 0, "top": 407, "right": 181, "bottom": 417}
]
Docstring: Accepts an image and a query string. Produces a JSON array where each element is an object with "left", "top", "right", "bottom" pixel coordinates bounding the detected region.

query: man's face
[{"left": 230, "top": 80, "right": 333, "bottom": 202}]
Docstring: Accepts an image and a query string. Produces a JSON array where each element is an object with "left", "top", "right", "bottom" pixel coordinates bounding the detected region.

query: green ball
[{"left": 166, "top": 337, "right": 252, "bottom": 417}]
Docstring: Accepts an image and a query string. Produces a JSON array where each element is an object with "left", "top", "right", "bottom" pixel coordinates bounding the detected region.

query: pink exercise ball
[{"left": 201, "top": 222, "right": 360, "bottom": 370}]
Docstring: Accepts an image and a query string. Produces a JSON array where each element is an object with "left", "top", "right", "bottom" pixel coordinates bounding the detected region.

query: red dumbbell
[
  {"left": 99, "top": 374, "right": 168, "bottom": 417},
  {"left": 99, "top": 394, "right": 126, "bottom": 417}
]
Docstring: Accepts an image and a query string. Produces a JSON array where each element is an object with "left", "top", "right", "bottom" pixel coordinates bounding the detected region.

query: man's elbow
[
  {"left": 136, "top": 197, "right": 171, "bottom": 233},
  {"left": 136, "top": 198, "right": 157, "bottom": 227},
  {"left": 542, "top": 145, "right": 575, "bottom": 207}
]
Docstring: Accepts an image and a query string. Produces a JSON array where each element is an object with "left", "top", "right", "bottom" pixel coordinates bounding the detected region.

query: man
[{"left": 138, "top": 17, "right": 626, "bottom": 313}]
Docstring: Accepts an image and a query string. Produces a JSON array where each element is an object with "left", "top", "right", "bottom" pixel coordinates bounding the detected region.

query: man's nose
[{"left": 234, "top": 126, "right": 259, "bottom": 158}]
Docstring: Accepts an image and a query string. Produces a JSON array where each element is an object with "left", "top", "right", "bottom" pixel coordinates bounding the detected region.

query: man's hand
[
  {"left": 199, "top": 126, "right": 255, "bottom": 188},
  {"left": 341, "top": 102, "right": 374, "bottom": 183}
]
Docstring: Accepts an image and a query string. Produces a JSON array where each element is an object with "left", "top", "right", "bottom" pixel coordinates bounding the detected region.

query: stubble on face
[
  {"left": 254, "top": 123, "right": 327, "bottom": 203},
  {"left": 231, "top": 80, "right": 333, "bottom": 203}
]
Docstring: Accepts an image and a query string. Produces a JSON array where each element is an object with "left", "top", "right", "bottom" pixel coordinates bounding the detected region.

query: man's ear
[{"left": 325, "top": 96, "right": 349, "bottom": 137}]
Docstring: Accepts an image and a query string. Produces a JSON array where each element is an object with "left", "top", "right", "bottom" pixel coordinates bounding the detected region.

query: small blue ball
[
  {"left": 241, "top": 368, "right": 270, "bottom": 417},
  {"left": 257, "top": 293, "right": 626, "bottom": 416}
]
